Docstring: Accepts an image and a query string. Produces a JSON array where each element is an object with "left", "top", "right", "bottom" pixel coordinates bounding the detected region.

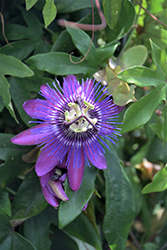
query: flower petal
[
  {"left": 41, "top": 185, "right": 59, "bottom": 208},
  {"left": 48, "top": 180, "right": 69, "bottom": 201},
  {"left": 68, "top": 146, "right": 85, "bottom": 191},
  {"left": 40, "top": 168, "right": 55, "bottom": 187},
  {"left": 11, "top": 123, "right": 52, "bottom": 145},
  {"left": 85, "top": 143, "right": 107, "bottom": 169},
  {"left": 63, "top": 75, "right": 80, "bottom": 101},
  {"left": 23, "top": 99, "right": 54, "bottom": 120},
  {"left": 35, "top": 147, "right": 59, "bottom": 176}
]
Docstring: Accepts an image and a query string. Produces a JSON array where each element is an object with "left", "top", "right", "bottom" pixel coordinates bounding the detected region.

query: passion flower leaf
[
  {"left": 0, "top": 54, "right": 34, "bottom": 122},
  {"left": 119, "top": 45, "right": 148, "bottom": 69},
  {"left": 58, "top": 166, "right": 97, "bottom": 228},
  {"left": 142, "top": 164, "right": 167, "bottom": 194},
  {"left": 103, "top": 143, "right": 135, "bottom": 250},
  {"left": 118, "top": 40, "right": 167, "bottom": 133},
  {"left": 0, "top": 213, "right": 36, "bottom": 250},
  {"left": 25, "top": 0, "right": 38, "bottom": 10},
  {"left": 42, "top": 0, "right": 57, "bottom": 28},
  {"left": 112, "top": 82, "right": 136, "bottom": 106}
]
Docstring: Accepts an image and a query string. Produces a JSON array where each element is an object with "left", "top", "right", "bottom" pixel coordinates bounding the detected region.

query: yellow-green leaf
[{"left": 43, "top": 0, "right": 57, "bottom": 28}]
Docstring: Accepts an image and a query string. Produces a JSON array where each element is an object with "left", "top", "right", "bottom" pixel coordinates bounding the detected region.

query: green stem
[{"left": 5, "top": 187, "right": 16, "bottom": 195}]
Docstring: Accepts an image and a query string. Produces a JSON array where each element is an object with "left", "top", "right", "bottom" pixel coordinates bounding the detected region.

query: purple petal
[
  {"left": 63, "top": 75, "right": 80, "bottom": 100},
  {"left": 48, "top": 180, "right": 69, "bottom": 201},
  {"left": 35, "top": 147, "right": 59, "bottom": 176},
  {"left": 85, "top": 144, "right": 107, "bottom": 169},
  {"left": 41, "top": 185, "right": 59, "bottom": 208},
  {"left": 11, "top": 123, "right": 52, "bottom": 145},
  {"left": 40, "top": 168, "right": 55, "bottom": 187},
  {"left": 23, "top": 99, "right": 53, "bottom": 120},
  {"left": 68, "top": 146, "right": 85, "bottom": 191}
]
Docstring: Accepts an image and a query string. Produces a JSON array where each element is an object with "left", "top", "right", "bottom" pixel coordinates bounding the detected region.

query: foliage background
[{"left": 0, "top": 0, "right": 167, "bottom": 249}]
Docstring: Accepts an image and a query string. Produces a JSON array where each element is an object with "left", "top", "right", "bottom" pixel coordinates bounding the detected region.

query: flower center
[{"left": 64, "top": 101, "right": 98, "bottom": 133}]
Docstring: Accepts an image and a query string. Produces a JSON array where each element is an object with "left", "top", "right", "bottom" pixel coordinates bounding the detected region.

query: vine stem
[{"left": 0, "top": 12, "right": 12, "bottom": 47}]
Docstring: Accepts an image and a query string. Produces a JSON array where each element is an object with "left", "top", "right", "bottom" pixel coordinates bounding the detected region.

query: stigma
[{"left": 64, "top": 100, "right": 98, "bottom": 133}]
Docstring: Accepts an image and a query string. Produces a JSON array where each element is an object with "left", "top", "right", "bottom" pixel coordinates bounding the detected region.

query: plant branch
[{"left": 134, "top": 0, "right": 167, "bottom": 28}]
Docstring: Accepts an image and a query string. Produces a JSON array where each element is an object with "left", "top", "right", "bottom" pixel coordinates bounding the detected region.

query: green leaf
[
  {"left": 9, "top": 77, "right": 32, "bottom": 127},
  {"left": 0, "top": 40, "right": 37, "bottom": 60},
  {"left": 52, "top": 227, "right": 79, "bottom": 250},
  {"left": 66, "top": 26, "right": 119, "bottom": 66},
  {"left": 112, "top": 81, "right": 136, "bottom": 106},
  {"left": 42, "top": 0, "right": 57, "bottom": 28},
  {"left": 142, "top": 164, "right": 167, "bottom": 194},
  {"left": 106, "top": 0, "right": 136, "bottom": 41},
  {"left": 58, "top": 166, "right": 97, "bottom": 228},
  {"left": 66, "top": 26, "right": 97, "bottom": 64},
  {"left": 119, "top": 45, "right": 148, "bottom": 69},
  {"left": 149, "top": 104, "right": 167, "bottom": 142},
  {"left": 24, "top": 209, "right": 52, "bottom": 250},
  {"left": 121, "top": 84, "right": 165, "bottom": 134},
  {"left": 64, "top": 214, "right": 102, "bottom": 250},
  {"left": 11, "top": 171, "right": 48, "bottom": 224},
  {"left": 25, "top": 0, "right": 38, "bottom": 10},
  {"left": 26, "top": 52, "right": 97, "bottom": 76},
  {"left": 103, "top": 0, "right": 122, "bottom": 29},
  {"left": 0, "top": 212, "right": 36, "bottom": 250},
  {"left": 142, "top": 242, "right": 157, "bottom": 250},
  {"left": 0, "top": 54, "right": 34, "bottom": 122},
  {"left": 0, "top": 134, "right": 34, "bottom": 190},
  {"left": 54, "top": 0, "right": 92, "bottom": 13},
  {"left": 103, "top": 143, "right": 135, "bottom": 250},
  {"left": 0, "top": 191, "right": 11, "bottom": 217}
]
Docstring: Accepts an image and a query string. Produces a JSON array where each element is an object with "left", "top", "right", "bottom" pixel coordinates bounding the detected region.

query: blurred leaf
[
  {"left": 106, "top": 0, "right": 136, "bottom": 41},
  {"left": 64, "top": 214, "right": 102, "bottom": 250},
  {"left": 103, "top": 0, "right": 122, "bottom": 29},
  {"left": 58, "top": 166, "right": 97, "bottom": 228},
  {"left": 112, "top": 82, "right": 136, "bottom": 106},
  {"left": 147, "top": 137, "right": 167, "bottom": 164},
  {"left": 0, "top": 97, "right": 4, "bottom": 112},
  {"left": 11, "top": 171, "right": 48, "bottom": 224},
  {"left": 119, "top": 45, "right": 148, "bottom": 69},
  {"left": 142, "top": 242, "right": 157, "bottom": 250},
  {"left": 149, "top": 105, "right": 167, "bottom": 142},
  {"left": 0, "top": 212, "right": 36, "bottom": 250},
  {"left": 42, "top": 0, "right": 57, "bottom": 28},
  {"left": 0, "top": 191, "right": 11, "bottom": 217},
  {"left": 142, "top": 164, "right": 167, "bottom": 194},
  {"left": 0, "top": 134, "right": 34, "bottom": 190},
  {"left": 25, "top": 0, "right": 38, "bottom": 10},
  {"left": 0, "top": 54, "right": 34, "bottom": 122},
  {"left": 125, "top": 167, "right": 143, "bottom": 216},
  {"left": 103, "top": 143, "right": 135, "bottom": 250}
]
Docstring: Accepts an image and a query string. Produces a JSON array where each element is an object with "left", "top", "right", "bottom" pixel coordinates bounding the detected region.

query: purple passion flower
[
  {"left": 11, "top": 75, "right": 123, "bottom": 191},
  {"left": 40, "top": 162, "right": 68, "bottom": 208}
]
